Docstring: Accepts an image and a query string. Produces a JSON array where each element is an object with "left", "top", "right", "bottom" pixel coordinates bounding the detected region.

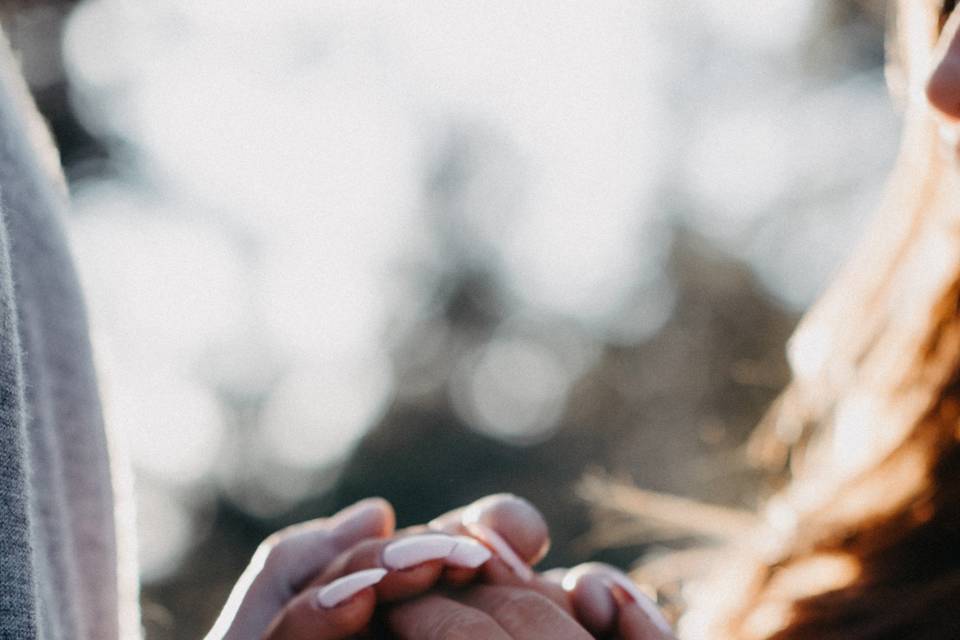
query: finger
[
  {"left": 568, "top": 572, "right": 617, "bottom": 637},
  {"left": 429, "top": 494, "right": 549, "bottom": 580},
  {"left": 268, "top": 498, "right": 396, "bottom": 592},
  {"left": 617, "top": 598, "right": 676, "bottom": 640},
  {"left": 562, "top": 563, "right": 674, "bottom": 640},
  {"left": 465, "top": 568, "right": 574, "bottom": 615},
  {"left": 316, "top": 535, "right": 451, "bottom": 601},
  {"left": 211, "top": 498, "right": 394, "bottom": 639},
  {"left": 441, "top": 565, "right": 480, "bottom": 588},
  {"left": 541, "top": 568, "right": 568, "bottom": 584},
  {"left": 392, "top": 527, "right": 492, "bottom": 586},
  {"left": 312, "top": 533, "right": 488, "bottom": 602},
  {"left": 387, "top": 594, "right": 512, "bottom": 640},
  {"left": 452, "top": 585, "right": 592, "bottom": 640},
  {"left": 263, "top": 569, "right": 385, "bottom": 640},
  {"left": 430, "top": 494, "right": 550, "bottom": 564},
  {"left": 531, "top": 569, "right": 580, "bottom": 615},
  {"left": 434, "top": 536, "right": 495, "bottom": 587}
]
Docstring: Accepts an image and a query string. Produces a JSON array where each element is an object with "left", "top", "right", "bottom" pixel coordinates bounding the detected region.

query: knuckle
[
  {"left": 256, "top": 535, "right": 298, "bottom": 585},
  {"left": 259, "top": 525, "right": 310, "bottom": 568},
  {"left": 261, "top": 539, "right": 287, "bottom": 570},
  {"left": 488, "top": 589, "right": 558, "bottom": 626}
]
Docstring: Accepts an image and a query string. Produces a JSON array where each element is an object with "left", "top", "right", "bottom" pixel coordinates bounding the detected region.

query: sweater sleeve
[
  {"left": 0, "top": 31, "right": 122, "bottom": 640},
  {"left": 0, "top": 187, "right": 39, "bottom": 640}
]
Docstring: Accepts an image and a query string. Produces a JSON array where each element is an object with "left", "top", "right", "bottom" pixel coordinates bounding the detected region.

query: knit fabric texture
[{"left": 0, "top": 35, "right": 119, "bottom": 640}]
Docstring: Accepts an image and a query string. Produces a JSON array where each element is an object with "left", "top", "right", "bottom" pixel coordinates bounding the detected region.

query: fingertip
[
  {"left": 540, "top": 568, "right": 568, "bottom": 584},
  {"left": 465, "top": 522, "right": 534, "bottom": 581},
  {"left": 361, "top": 496, "right": 395, "bottom": 525},
  {"left": 447, "top": 535, "right": 492, "bottom": 569},
  {"left": 332, "top": 498, "right": 395, "bottom": 543},
  {"left": 609, "top": 583, "right": 674, "bottom": 638},
  {"left": 428, "top": 506, "right": 465, "bottom": 532},
  {"left": 462, "top": 494, "right": 549, "bottom": 566},
  {"left": 569, "top": 572, "right": 617, "bottom": 637},
  {"left": 316, "top": 569, "right": 387, "bottom": 609}
]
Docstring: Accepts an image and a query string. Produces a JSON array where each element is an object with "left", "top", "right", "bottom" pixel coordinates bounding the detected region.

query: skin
[
  {"left": 217, "top": 6, "right": 960, "bottom": 639},
  {"left": 205, "top": 498, "right": 396, "bottom": 640},
  {"left": 206, "top": 494, "right": 674, "bottom": 639},
  {"left": 387, "top": 586, "right": 591, "bottom": 640}
]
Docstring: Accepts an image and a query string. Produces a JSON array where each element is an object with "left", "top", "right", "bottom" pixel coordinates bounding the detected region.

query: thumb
[{"left": 207, "top": 498, "right": 394, "bottom": 640}]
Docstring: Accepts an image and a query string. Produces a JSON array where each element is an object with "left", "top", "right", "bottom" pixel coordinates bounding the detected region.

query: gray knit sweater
[{"left": 0, "top": 37, "right": 119, "bottom": 640}]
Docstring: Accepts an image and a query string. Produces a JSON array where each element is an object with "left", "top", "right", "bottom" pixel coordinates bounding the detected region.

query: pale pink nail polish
[
  {"left": 597, "top": 567, "right": 672, "bottom": 634},
  {"left": 614, "top": 585, "right": 672, "bottom": 634},
  {"left": 316, "top": 568, "right": 387, "bottom": 608},
  {"left": 445, "top": 536, "right": 492, "bottom": 569},
  {"left": 541, "top": 568, "right": 568, "bottom": 584},
  {"left": 463, "top": 521, "right": 533, "bottom": 581},
  {"left": 381, "top": 534, "right": 457, "bottom": 570}
]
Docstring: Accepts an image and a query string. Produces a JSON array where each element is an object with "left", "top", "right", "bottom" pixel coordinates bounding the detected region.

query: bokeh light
[
  {"left": 4, "top": 0, "right": 895, "bottom": 625},
  {"left": 451, "top": 334, "right": 573, "bottom": 445},
  {"left": 259, "top": 359, "right": 394, "bottom": 470}
]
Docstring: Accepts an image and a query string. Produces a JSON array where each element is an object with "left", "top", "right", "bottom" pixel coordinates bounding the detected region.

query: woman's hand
[
  {"left": 204, "top": 498, "right": 395, "bottom": 640},
  {"left": 263, "top": 494, "right": 550, "bottom": 639},
  {"left": 206, "top": 493, "right": 553, "bottom": 640},
  {"left": 547, "top": 563, "right": 675, "bottom": 639},
  {"left": 205, "top": 492, "right": 675, "bottom": 639}
]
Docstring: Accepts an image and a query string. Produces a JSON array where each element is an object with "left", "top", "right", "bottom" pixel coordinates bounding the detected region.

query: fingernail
[
  {"left": 382, "top": 534, "right": 458, "bottom": 570},
  {"left": 316, "top": 568, "right": 387, "bottom": 608},
  {"left": 567, "top": 572, "right": 618, "bottom": 636},
  {"left": 562, "top": 564, "right": 671, "bottom": 634},
  {"left": 540, "top": 568, "right": 568, "bottom": 584},
  {"left": 445, "top": 536, "right": 492, "bottom": 569},
  {"left": 463, "top": 521, "right": 533, "bottom": 581},
  {"left": 602, "top": 572, "right": 672, "bottom": 634}
]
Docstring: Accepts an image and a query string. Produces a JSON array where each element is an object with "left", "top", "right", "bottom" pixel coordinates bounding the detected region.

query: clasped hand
[{"left": 205, "top": 495, "right": 674, "bottom": 639}]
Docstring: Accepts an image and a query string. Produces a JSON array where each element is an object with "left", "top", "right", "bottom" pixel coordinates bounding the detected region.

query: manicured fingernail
[
  {"left": 603, "top": 573, "right": 672, "bottom": 634},
  {"left": 382, "top": 534, "right": 458, "bottom": 570},
  {"left": 568, "top": 572, "right": 618, "bottom": 636},
  {"left": 316, "top": 569, "right": 387, "bottom": 608},
  {"left": 446, "top": 536, "right": 492, "bottom": 569},
  {"left": 463, "top": 521, "right": 533, "bottom": 581},
  {"left": 562, "top": 564, "right": 671, "bottom": 634},
  {"left": 540, "top": 568, "right": 568, "bottom": 584}
]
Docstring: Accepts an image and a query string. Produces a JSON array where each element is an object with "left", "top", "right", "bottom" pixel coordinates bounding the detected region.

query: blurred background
[{"left": 3, "top": 0, "right": 894, "bottom": 637}]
